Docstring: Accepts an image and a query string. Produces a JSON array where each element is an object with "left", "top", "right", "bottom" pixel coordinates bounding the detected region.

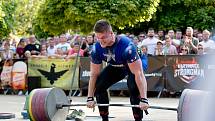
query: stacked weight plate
[{"left": 27, "top": 88, "right": 69, "bottom": 121}]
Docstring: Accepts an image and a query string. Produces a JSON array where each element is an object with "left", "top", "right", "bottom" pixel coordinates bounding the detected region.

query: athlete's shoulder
[{"left": 118, "top": 35, "right": 131, "bottom": 43}]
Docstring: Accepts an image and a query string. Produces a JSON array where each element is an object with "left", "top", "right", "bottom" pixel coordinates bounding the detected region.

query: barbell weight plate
[
  {"left": 0, "top": 113, "right": 15, "bottom": 119},
  {"left": 45, "top": 88, "right": 69, "bottom": 121},
  {"left": 32, "top": 89, "right": 41, "bottom": 121},
  {"left": 178, "top": 89, "right": 209, "bottom": 121},
  {"left": 29, "top": 88, "right": 69, "bottom": 121},
  {"left": 35, "top": 89, "right": 50, "bottom": 121},
  {"left": 28, "top": 89, "right": 36, "bottom": 121}
]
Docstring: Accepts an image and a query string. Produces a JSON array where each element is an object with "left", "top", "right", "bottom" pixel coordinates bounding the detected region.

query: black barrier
[{"left": 79, "top": 55, "right": 212, "bottom": 91}]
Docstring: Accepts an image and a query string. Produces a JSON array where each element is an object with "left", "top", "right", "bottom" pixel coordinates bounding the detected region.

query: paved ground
[{"left": 0, "top": 95, "right": 178, "bottom": 121}]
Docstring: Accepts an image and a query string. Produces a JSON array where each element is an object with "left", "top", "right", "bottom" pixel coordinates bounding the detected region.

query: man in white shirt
[
  {"left": 199, "top": 29, "right": 215, "bottom": 54},
  {"left": 47, "top": 37, "right": 57, "bottom": 56},
  {"left": 139, "top": 28, "right": 159, "bottom": 55},
  {"left": 56, "top": 34, "right": 71, "bottom": 55}
]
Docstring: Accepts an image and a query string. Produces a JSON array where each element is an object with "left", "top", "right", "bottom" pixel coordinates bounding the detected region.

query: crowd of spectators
[
  {"left": 0, "top": 27, "right": 215, "bottom": 96},
  {"left": 0, "top": 27, "right": 215, "bottom": 61}
]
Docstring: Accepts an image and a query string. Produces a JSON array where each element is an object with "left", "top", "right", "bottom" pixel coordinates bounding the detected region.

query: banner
[
  {"left": 0, "top": 59, "right": 27, "bottom": 89},
  {"left": 79, "top": 55, "right": 207, "bottom": 91},
  {"left": 28, "top": 58, "right": 79, "bottom": 90},
  {"left": 145, "top": 56, "right": 165, "bottom": 91},
  {"left": 165, "top": 55, "right": 205, "bottom": 91}
]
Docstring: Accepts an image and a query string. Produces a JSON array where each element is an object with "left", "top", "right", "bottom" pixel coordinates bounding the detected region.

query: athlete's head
[{"left": 94, "top": 19, "right": 115, "bottom": 48}]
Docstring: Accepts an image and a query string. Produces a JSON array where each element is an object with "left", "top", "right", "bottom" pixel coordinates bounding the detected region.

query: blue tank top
[{"left": 91, "top": 35, "right": 140, "bottom": 66}]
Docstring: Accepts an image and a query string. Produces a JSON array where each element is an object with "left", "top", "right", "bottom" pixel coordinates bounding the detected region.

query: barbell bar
[
  {"left": 26, "top": 87, "right": 209, "bottom": 121},
  {"left": 56, "top": 103, "right": 177, "bottom": 111}
]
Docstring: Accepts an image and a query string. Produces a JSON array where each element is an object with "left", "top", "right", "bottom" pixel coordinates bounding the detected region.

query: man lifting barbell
[{"left": 86, "top": 19, "right": 149, "bottom": 121}]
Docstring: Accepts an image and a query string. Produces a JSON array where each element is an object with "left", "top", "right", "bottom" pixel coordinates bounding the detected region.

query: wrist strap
[
  {"left": 87, "top": 97, "right": 94, "bottom": 102},
  {"left": 140, "top": 98, "right": 148, "bottom": 104}
]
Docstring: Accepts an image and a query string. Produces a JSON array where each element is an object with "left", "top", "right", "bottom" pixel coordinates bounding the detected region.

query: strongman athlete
[{"left": 86, "top": 20, "right": 149, "bottom": 121}]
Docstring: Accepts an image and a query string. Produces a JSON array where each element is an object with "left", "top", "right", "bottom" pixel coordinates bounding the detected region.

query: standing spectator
[
  {"left": 138, "top": 32, "right": 145, "bottom": 45},
  {"left": 168, "top": 30, "right": 175, "bottom": 39},
  {"left": 54, "top": 36, "right": 60, "bottom": 45},
  {"left": 84, "top": 34, "right": 95, "bottom": 57},
  {"left": 197, "top": 44, "right": 205, "bottom": 55},
  {"left": 54, "top": 48, "right": 66, "bottom": 58},
  {"left": 163, "top": 35, "right": 178, "bottom": 55},
  {"left": 158, "top": 30, "right": 165, "bottom": 41},
  {"left": 132, "top": 36, "right": 139, "bottom": 46},
  {"left": 56, "top": 34, "right": 71, "bottom": 55},
  {"left": 47, "top": 37, "right": 57, "bottom": 56},
  {"left": 199, "top": 29, "right": 215, "bottom": 54},
  {"left": 67, "top": 42, "right": 84, "bottom": 59},
  {"left": 193, "top": 29, "right": 199, "bottom": 37},
  {"left": 10, "top": 39, "right": 17, "bottom": 53},
  {"left": 0, "top": 41, "right": 14, "bottom": 60},
  {"left": 24, "top": 35, "right": 41, "bottom": 55},
  {"left": 141, "top": 45, "right": 148, "bottom": 72},
  {"left": 16, "top": 38, "right": 26, "bottom": 59},
  {"left": 39, "top": 44, "right": 47, "bottom": 56},
  {"left": 140, "top": 28, "right": 159, "bottom": 55},
  {"left": 179, "top": 46, "right": 189, "bottom": 55},
  {"left": 173, "top": 30, "right": 182, "bottom": 52},
  {"left": 154, "top": 41, "right": 164, "bottom": 55},
  {"left": 181, "top": 27, "right": 199, "bottom": 54},
  {"left": 197, "top": 33, "right": 203, "bottom": 42}
]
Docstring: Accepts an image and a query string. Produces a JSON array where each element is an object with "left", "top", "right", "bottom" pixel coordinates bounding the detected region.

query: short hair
[
  {"left": 165, "top": 35, "right": 170, "bottom": 39},
  {"left": 93, "top": 19, "right": 112, "bottom": 33},
  {"left": 157, "top": 41, "right": 163, "bottom": 45},
  {"left": 141, "top": 45, "right": 148, "bottom": 51},
  {"left": 148, "top": 28, "right": 154, "bottom": 32},
  {"left": 203, "top": 29, "right": 210, "bottom": 35},
  {"left": 187, "top": 27, "right": 193, "bottom": 34}
]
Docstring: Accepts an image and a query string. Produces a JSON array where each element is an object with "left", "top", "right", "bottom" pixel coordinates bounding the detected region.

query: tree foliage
[
  {"left": 149, "top": 0, "right": 215, "bottom": 31},
  {"left": 34, "top": 0, "right": 160, "bottom": 35},
  {"left": 14, "top": 0, "right": 45, "bottom": 36},
  {"left": 0, "top": 0, "right": 16, "bottom": 39}
]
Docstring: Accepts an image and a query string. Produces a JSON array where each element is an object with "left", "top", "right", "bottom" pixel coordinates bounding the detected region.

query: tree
[
  {"left": 0, "top": 0, "right": 16, "bottom": 39},
  {"left": 34, "top": 0, "right": 160, "bottom": 35},
  {"left": 148, "top": 0, "right": 215, "bottom": 32},
  {"left": 13, "top": 0, "right": 45, "bottom": 36}
]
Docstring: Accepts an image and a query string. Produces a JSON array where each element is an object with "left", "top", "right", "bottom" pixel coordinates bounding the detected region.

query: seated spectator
[
  {"left": 163, "top": 35, "right": 178, "bottom": 55},
  {"left": 154, "top": 41, "right": 164, "bottom": 55},
  {"left": 179, "top": 46, "right": 189, "bottom": 55}
]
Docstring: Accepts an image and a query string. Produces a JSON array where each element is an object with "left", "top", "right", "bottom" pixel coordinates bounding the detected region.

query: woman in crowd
[
  {"left": 16, "top": 38, "right": 26, "bottom": 59},
  {"left": 179, "top": 46, "right": 189, "bottom": 55}
]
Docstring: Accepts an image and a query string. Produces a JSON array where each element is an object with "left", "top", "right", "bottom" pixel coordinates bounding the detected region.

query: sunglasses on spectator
[
  {"left": 198, "top": 48, "right": 203, "bottom": 50},
  {"left": 181, "top": 49, "right": 188, "bottom": 51},
  {"left": 139, "top": 36, "right": 145, "bottom": 37}
]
